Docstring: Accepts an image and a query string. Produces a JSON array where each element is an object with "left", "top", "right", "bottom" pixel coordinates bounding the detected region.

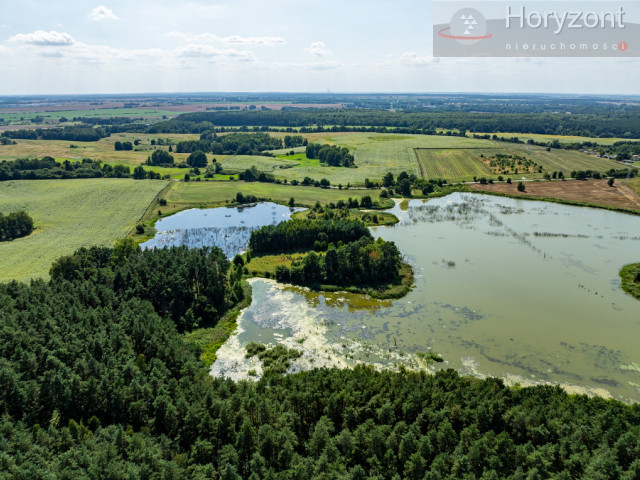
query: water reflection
[{"left": 141, "top": 202, "right": 304, "bottom": 258}]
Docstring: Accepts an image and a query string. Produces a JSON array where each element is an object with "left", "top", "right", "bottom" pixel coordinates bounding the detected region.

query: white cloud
[
  {"left": 9, "top": 30, "right": 75, "bottom": 47},
  {"left": 305, "top": 41, "right": 331, "bottom": 58},
  {"left": 222, "top": 35, "right": 285, "bottom": 46},
  {"left": 273, "top": 60, "right": 341, "bottom": 71},
  {"left": 399, "top": 52, "right": 439, "bottom": 67},
  {"left": 167, "top": 31, "right": 285, "bottom": 46},
  {"left": 3, "top": 34, "right": 257, "bottom": 68},
  {"left": 174, "top": 44, "right": 257, "bottom": 62},
  {"left": 89, "top": 5, "right": 119, "bottom": 22}
]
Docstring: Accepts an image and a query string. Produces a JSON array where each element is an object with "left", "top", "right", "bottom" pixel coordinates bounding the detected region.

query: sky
[{"left": 0, "top": 0, "right": 638, "bottom": 95}]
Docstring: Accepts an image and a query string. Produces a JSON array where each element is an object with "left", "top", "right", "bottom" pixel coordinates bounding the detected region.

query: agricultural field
[
  {"left": 266, "top": 133, "right": 620, "bottom": 184},
  {"left": 0, "top": 131, "right": 626, "bottom": 185},
  {"left": 0, "top": 133, "right": 199, "bottom": 163},
  {"left": 0, "top": 179, "right": 167, "bottom": 283},
  {"left": 626, "top": 177, "right": 640, "bottom": 196},
  {"left": 476, "top": 132, "right": 631, "bottom": 145},
  {"left": 504, "top": 143, "right": 622, "bottom": 175},
  {"left": 0, "top": 133, "right": 213, "bottom": 179},
  {"left": 257, "top": 133, "right": 494, "bottom": 185},
  {"left": 220, "top": 155, "right": 299, "bottom": 172},
  {"left": 415, "top": 148, "right": 494, "bottom": 180},
  {"left": 164, "top": 180, "right": 384, "bottom": 207},
  {"left": 275, "top": 152, "right": 322, "bottom": 168},
  {"left": 470, "top": 178, "right": 640, "bottom": 212},
  {"left": 415, "top": 143, "right": 622, "bottom": 182}
]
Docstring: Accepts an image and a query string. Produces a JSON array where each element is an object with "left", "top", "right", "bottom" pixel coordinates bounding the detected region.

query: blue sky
[{"left": 0, "top": 0, "right": 638, "bottom": 95}]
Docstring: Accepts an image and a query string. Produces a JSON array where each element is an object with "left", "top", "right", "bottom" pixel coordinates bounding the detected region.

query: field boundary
[{"left": 470, "top": 188, "right": 640, "bottom": 217}]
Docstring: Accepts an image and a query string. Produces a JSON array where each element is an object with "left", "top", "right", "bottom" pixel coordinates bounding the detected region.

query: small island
[
  {"left": 244, "top": 210, "right": 413, "bottom": 299},
  {"left": 620, "top": 263, "right": 640, "bottom": 301}
]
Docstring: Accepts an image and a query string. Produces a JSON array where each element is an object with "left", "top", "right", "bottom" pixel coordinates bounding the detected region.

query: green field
[
  {"left": 415, "top": 149, "right": 494, "bottom": 180},
  {"left": 220, "top": 155, "right": 299, "bottom": 172},
  {"left": 0, "top": 133, "right": 200, "bottom": 164},
  {"left": 252, "top": 133, "right": 495, "bottom": 185},
  {"left": 475, "top": 132, "right": 631, "bottom": 145},
  {"left": 0, "top": 132, "right": 626, "bottom": 185},
  {"left": 0, "top": 133, "right": 217, "bottom": 179},
  {"left": 164, "top": 181, "right": 384, "bottom": 207},
  {"left": 276, "top": 152, "right": 322, "bottom": 167},
  {"left": 0, "top": 179, "right": 167, "bottom": 283},
  {"left": 414, "top": 143, "right": 622, "bottom": 181},
  {"left": 267, "top": 133, "right": 620, "bottom": 184}
]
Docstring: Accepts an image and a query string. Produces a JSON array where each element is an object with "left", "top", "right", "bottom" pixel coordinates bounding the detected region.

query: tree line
[
  {"left": 1, "top": 125, "right": 108, "bottom": 142},
  {"left": 145, "top": 109, "right": 640, "bottom": 138},
  {"left": 238, "top": 166, "right": 275, "bottom": 183},
  {"left": 0, "top": 210, "right": 33, "bottom": 241},
  {"left": 2, "top": 242, "right": 640, "bottom": 478},
  {"left": 0, "top": 157, "right": 162, "bottom": 181}
]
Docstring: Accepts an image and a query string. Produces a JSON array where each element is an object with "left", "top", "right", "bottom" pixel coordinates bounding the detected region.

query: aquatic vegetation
[
  {"left": 620, "top": 362, "right": 640, "bottom": 372},
  {"left": 416, "top": 351, "right": 444, "bottom": 364},
  {"left": 201, "top": 193, "right": 640, "bottom": 400},
  {"left": 245, "top": 342, "right": 303, "bottom": 375},
  {"left": 619, "top": 263, "right": 640, "bottom": 301}
]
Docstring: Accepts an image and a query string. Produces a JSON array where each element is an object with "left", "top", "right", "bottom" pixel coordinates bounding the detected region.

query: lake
[
  {"left": 141, "top": 202, "right": 303, "bottom": 258},
  {"left": 211, "top": 193, "right": 640, "bottom": 402}
]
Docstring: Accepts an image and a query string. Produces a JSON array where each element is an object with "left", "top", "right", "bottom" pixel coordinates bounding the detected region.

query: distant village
[{"left": 581, "top": 149, "right": 639, "bottom": 165}]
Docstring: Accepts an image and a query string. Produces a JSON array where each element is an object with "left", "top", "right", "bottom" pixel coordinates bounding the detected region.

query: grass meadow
[
  {"left": 474, "top": 132, "right": 631, "bottom": 145},
  {"left": 164, "top": 181, "right": 383, "bottom": 207},
  {"left": 0, "top": 132, "right": 627, "bottom": 185},
  {"left": 0, "top": 179, "right": 167, "bottom": 282},
  {"left": 415, "top": 143, "right": 621, "bottom": 182}
]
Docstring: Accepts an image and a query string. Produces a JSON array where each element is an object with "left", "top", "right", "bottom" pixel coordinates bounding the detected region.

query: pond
[
  {"left": 141, "top": 202, "right": 303, "bottom": 258},
  {"left": 212, "top": 193, "right": 640, "bottom": 402}
]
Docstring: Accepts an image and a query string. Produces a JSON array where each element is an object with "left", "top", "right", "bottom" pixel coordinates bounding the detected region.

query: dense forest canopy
[
  {"left": 1, "top": 242, "right": 640, "bottom": 478},
  {"left": 48, "top": 242, "right": 244, "bottom": 333},
  {"left": 249, "top": 218, "right": 371, "bottom": 254},
  {"left": 147, "top": 109, "right": 640, "bottom": 138},
  {"left": 274, "top": 236, "right": 403, "bottom": 287}
]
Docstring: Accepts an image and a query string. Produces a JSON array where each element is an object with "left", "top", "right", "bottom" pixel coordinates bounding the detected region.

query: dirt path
[{"left": 617, "top": 183, "right": 640, "bottom": 209}]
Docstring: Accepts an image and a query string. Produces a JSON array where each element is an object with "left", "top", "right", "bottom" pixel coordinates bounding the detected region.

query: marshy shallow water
[
  {"left": 212, "top": 193, "right": 640, "bottom": 402},
  {"left": 141, "top": 202, "right": 303, "bottom": 257}
]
